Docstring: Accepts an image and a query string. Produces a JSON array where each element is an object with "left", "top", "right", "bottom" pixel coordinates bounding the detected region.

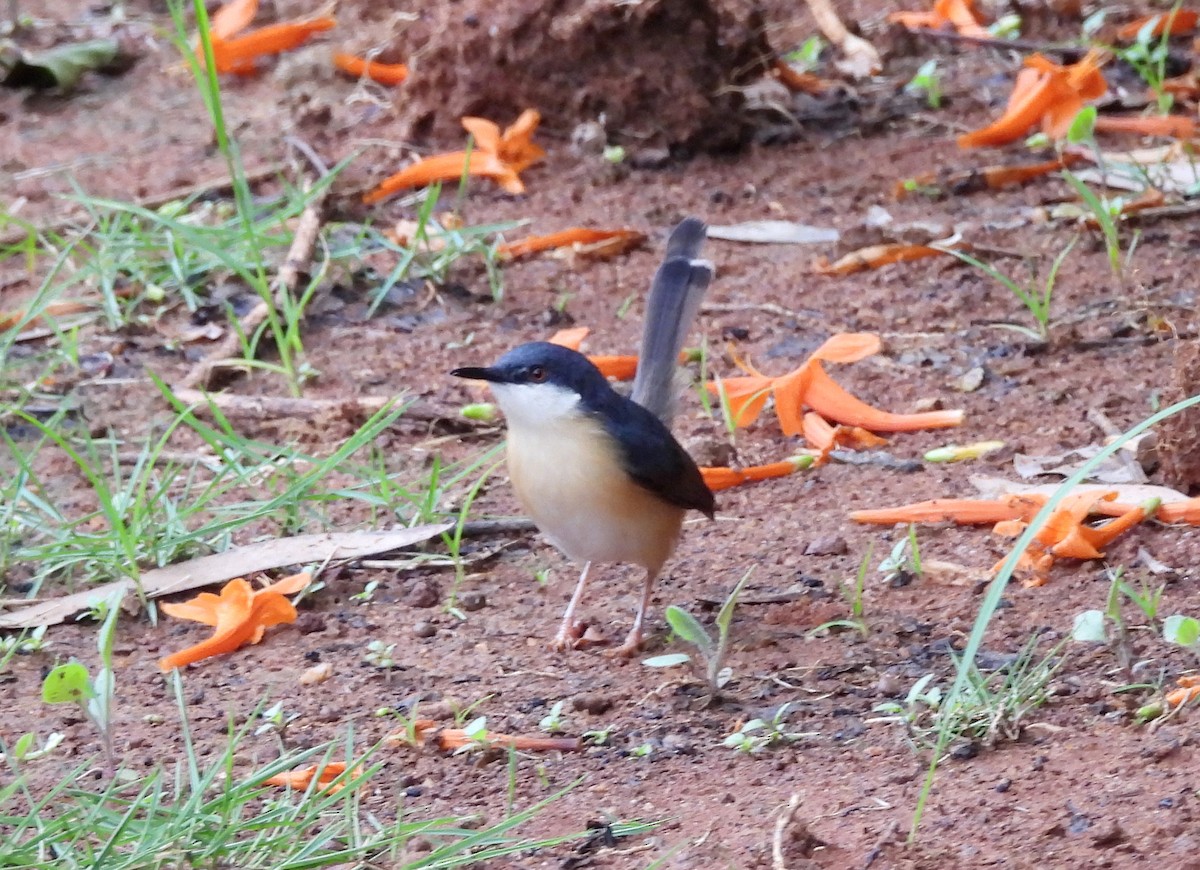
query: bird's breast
[{"left": 505, "top": 415, "right": 685, "bottom": 571}]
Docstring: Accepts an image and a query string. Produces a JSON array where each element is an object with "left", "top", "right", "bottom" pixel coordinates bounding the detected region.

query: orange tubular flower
[
  {"left": 813, "top": 243, "right": 957, "bottom": 275},
  {"left": 158, "top": 573, "right": 311, "bottom": 671},
  {"left": 210, "top": 17, "right": 336, "bottom": 75},
  {"left": 364, "top": 110, "right": 544, "bottom": 204},
  {"left": 1165, "top": 675, "right": 1200, "bottom": 708},
  {"left": 802, "top": 412, "right": 888, "bottom": 465},
  {"left": 1094, "top": 114, "right": 1197, "bottom": 139},
  {"left": 889, "top": 0, "right": 990, "bottom": 37},
  {"left": 701, "top": 456, "right": 812, "bottom": 491},
  {"left": 959, "top": 50, "right": 1108, "bottom": 148},
  {"left": 333, "top": 52, "right": 409, "bottom": 85},
  {"left": 850, "top": 494, "right": 1047, "bottom": 526},
  {"left": 263, "top": 762, "right": 361, "bottom": 794},
  {"left": 496, "top": 227, "right": 645, "bottom": 260},
  {"left": 709, "top": 333, "right": 963, "bottom": 437},
  {"left": 1116, "top": 10, "right": 1199, "bottom": 40}
]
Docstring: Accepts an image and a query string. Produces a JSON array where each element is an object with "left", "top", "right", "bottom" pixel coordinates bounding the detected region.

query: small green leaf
[
  {"left": 12, "top": 732, "right": 36, "bottom": 761},
  {"left": 460, "top": 402, "right": 497, "bottom": 422},
  {"left": 1066, "top": 106, "right": 1097, "bottom": 144},
  {"left": 1163, "top": 614, "right": 1200, "bottom": 647},
  {"left": 1072, "top": 610, "right": 1108, "bottom": 643},
  {"left": 664, "top": 606, "right": 712, "bottom": 654},
  {"left": 642, "top": 653, "right": 692, "bottom": 668},
  {"left": 42, "top": 662, "right": 93, "bottom": 704},
  {"left": 1, "top": 38, "right": 122, "bottom": 91}
]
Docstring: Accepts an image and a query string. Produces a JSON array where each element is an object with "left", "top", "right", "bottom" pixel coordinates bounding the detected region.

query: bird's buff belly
[{"left": 506, "top": 422, "right": 684, "bottom": 571}]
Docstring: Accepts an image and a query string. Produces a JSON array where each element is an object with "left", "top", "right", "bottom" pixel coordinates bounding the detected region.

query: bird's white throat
[{"left": 489, "top": 382, "right": 584, "bottom": 429}]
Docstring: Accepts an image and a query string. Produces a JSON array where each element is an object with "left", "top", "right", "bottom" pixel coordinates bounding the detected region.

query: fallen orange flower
[
  {"left": 894, "top": 153, "right": 1086, "bottom": 199},
  {"left": 802, "top": 411, "right": 888, "bottom": 464},
  {"left": 850, "top": 494, "right": 1047, "bottom": 526},
  {"left": 210, "top": 17, "right": 336, "bottom": 75},
  {"left": 889, "top": 0, "right": 990, "bottom": 38},
  {"left": 496, "top": 227, "right": 645, "bottom": 260},
  {"left": 1094, "top": 114, "right": 1197, "bottom": 139},
  {"left": 701, "top": 456, "right": 813, "bottom": 491},
  {"left": 364, "top": 109, "right": 545, "bottom": 204},
  {"left": 158, "top": 573, "right": 311, "bottom": 671},
  {"left": 771, "top": 58, "right": 826, "bottom": 94},
  {"left": 547, "top": 326, "right": 591, "bottom": 351},
  {"left": 333, "top": 52, "right": 408, "bottom": 85},
  {"left": 208, "top": 0, "right": 258, "bottom": 41},
  {"left": 1165, "top": 675, "right": 1200, "bottom": 708},
  {"left": 813, "top": 242, "right": 962, "bottom": 275},
  {"left": 1116, "top": 9, "right": 1199, "bottom": 40},
  {"left": 435, "top": 728, "right": 582, "bottom": 752},
  {"left": 263, "top": 761, "right": 360, "bottom": 794},
  {"left": 709, "top": 333, "right": 964, "bottom": 436},
  {"left": 958, "top": 50, "right": 1108, "bottom": 149}
]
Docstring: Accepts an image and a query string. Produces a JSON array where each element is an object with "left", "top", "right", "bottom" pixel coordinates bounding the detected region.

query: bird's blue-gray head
[{"left": 450, "top": 342, "right": 616, "bottom": 428}]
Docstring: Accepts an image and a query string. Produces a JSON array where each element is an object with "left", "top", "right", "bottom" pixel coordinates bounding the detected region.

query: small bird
[{"left": 451, "top": 217, "right": 715, "bottom": 655}]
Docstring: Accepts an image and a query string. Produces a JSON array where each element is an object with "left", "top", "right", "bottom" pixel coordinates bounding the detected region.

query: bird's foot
[
  {"left": 549, "top": 619, "right": 586, "bottom": 652},
  {"left": 607, "top": 627, "right": 644, "bottom": 658}
]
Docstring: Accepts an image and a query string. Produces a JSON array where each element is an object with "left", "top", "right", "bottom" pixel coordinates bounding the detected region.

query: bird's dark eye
[{"left": 527, "top": 365, "right": 547, "bottom": 383}]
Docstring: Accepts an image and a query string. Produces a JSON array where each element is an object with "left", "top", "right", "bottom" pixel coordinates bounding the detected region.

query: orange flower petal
[
  {"left": 210, "top": 17, "right": 336, "bottom": 74},
  {"left": 850, "top": 497, "right": 1043, "bottom": 525},
  {"left": 209, "top": 0, "right": 258, "bottom": 41},
  {"left": 809, "top": 333, "right": 883, "bottom": 363},
  {"left": 701, "top": 457, "right": 808, "bottom": 491},
  {"left": 264, "top": 762, "right": 358, "bottom": 793},
  {"left": 814, "top": 243, "right": 951, "bottom": 275},
  {"left": 588, "top": 354, "right": 639, "bottom": 380},
  {"left": 708, "top": 375, "right": 776, "bottom": 427},
  {"left": 460, "top": 117, "right": 502, "bottom": 154},
  {"left": 333, "top": 52, "right": 408, "bottom": 85},
  {"left": 548, "top": 327, "right": 590, "bottom": 351},
  {"left": 158, "top": 578, "right": 299, "bottom": 671},
  {"left": 496, "top": 228, "right": 644, "bottom": 260},
  {"left": 1094, "top": 114, "right": 1197, "bottom": 138},
  {"left": 1117, "top": 10, "right": 1199, "bottom": 40},
  {"left": 363, "top": 151, "right": 518, "bottom": 203},
  {"left": 805, "top": 361, "right": 964, "bottom": 431}
]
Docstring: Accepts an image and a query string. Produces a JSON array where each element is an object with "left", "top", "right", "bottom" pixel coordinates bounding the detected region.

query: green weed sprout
[
  {"left": 722, "top": 702, "right": 816, "bottom": 753},
  {"left": 42, "top": 590, "right": 122, "bottom": 772},
  {"left": 904, "top": 59, "right": 942, "bottom": 109},
  {"left": 643, "top": 569, "right": 752, "bottom": 691}
]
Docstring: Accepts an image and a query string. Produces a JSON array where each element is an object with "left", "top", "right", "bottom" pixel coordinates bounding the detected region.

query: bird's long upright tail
[{"left": 630, "top": 217, "right": 713, "bottom": 425}]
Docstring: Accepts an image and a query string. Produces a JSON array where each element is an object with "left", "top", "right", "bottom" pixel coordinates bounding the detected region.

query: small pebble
[
  {"left": 572, "top": 693, "right": 613, "bottom": 715},
  {"left": 299, "top": 662, "right": 333, "bottom": 685},
  {"left": 459, "top": 591, "right": 487, "bottom": 612},
  {"left": 405, "top": 579, "right": 441, "bottom": 609},
  {"left": 294, "top": 612, "right": 326, "bottom": 635},
  {"left": 805, "top": 536, "right": 847, "bottom": 556},
  {"left": 413, "top": 621, "right": 437, "bottom": 638}
]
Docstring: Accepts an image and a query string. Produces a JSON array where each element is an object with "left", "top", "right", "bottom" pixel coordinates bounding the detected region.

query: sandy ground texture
[{"left": 3, "top": 0, "right": 1200, "bottom": 867}]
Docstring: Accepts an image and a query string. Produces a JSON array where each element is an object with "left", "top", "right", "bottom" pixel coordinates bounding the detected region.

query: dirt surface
[{"left": 4, "top": 0, "right": 1200, "bottom": 867}]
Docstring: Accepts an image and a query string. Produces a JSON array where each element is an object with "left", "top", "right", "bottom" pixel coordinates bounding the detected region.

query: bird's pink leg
[
  {"left": 612, "top": 568, "right": 658, "bottom": 657},
  {"left": 550, "top": 561, "right": 593, "bottom": 651}
]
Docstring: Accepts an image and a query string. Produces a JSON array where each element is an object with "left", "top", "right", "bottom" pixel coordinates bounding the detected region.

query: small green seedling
[
  {"left": 351, "top": 580, "right": 381, "bottom": 603},
  {"left": 989, "top": 13, "right": 1021, "bottom": 38},
  {"left": 2, "top": 731, "right": 65, "bottom": 764},
  {"left": 629, "top": 743, "right": 653, "bottom": 758},
  {"left": 255, "top": 701, "right": 300, "bottom": 740},
  {"left": 784, "top": 35, "right": 825, "bottom": 71},
  {"left": 0, "top": 625, "right": 48, "bottom": 671},
  {"left": 643, "top": 569, "right": 752, "bottom": 691},
  {"left": 363, "top": 640, "right": 396, "bottom": 669},
  {"left": 1163, "top": 614, "right": 1200, "bottom": 652},
  {"left": 42, "top": 591, "right": 121, "bottom": 772},
  {"left": 722, "top": 703, "right": 816, "bottom": 753},
  {"left": 809, "top": 547, "right": 871, "bottom": 637},
  {"left": 454, "top": 716, "right": 491, "bottom": 755},
  {"left": 879, "top": 528, "right": 922, "bottom": 585},
  {"left": 583, "top": 725, "right": 615, "bottom": 746},
  {"left": 905, "top": 59, "right": 942, "bottom": 109},
  {"left": 538, "top": 700, "right": 567, "bottom": 734}
]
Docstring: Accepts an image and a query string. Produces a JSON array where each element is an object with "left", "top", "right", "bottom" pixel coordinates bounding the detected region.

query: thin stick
[
  {"left": 169, "top": 387, "right": 472, "bottom": 427},
  {"left": 176, "top": 171, "right": 328, "bottom": 391},
  {"left": 772, "top": 792, "right": 804, "bottom": 870}
]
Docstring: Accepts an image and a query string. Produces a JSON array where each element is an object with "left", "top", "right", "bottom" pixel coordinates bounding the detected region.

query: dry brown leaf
[{"left": 0, "top": 525, "right": 453, "bottom": 629}]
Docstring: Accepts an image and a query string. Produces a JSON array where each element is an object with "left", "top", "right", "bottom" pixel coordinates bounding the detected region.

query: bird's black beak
[{"left": 450, "top": 365, "right": 503, "bottom": 382}]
